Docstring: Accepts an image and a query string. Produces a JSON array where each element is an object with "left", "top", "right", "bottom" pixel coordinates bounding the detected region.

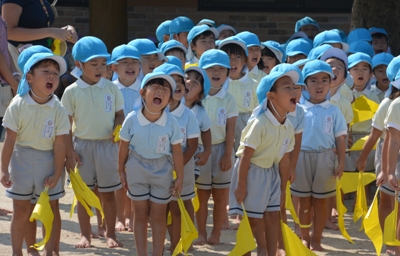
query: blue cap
[
  {"left": 17, "top": 52, "right": 67, "bottom": 96},
  {"left": 293, "top": 58, "right": 311, "bottom": 68},
  {"left": 156, "top": 20, "right": 171, "bottom": 44},
  {"left": 385, "top": 71, "right": 400, "bottom": 98},
  {"left": 262, "top": 40, "right": 285, "bottom": 63},
  {"left": 271, "top": 63, "right": 304, "bottom": 86},
  {"left": 308, "top": 44, "right": 333, "bottom": 60},
  {"left": 217, "top": 24, "right": 237, "bottom": 35},
  {"left": 169, "top": 16, "right": 194, "bottom": 36},
  {"left": 369, "top": 27, "right": 388, "bottom": 37},
  {"left": 347, "top": 28, "right": 372, "bottom": 44},
  {"left": 372, "top": 53, "right": 394, "bottom": 70},
  {"left": 198, "top": 19, "right": 216, "bottom": 27},
  {"left": 140, "top": 71, "right": 176, "bottom": 92},
  {"left": 286, "top": 38, "right": 313, "bottom": 57},
  {"left": 348, "top": 41, "right": 374, "bottom": 58},
  {"left": 128, "top": 38, "right": 166, "bottom": 61},
  {"left": 187, "top": 25, "right": 219, "bottom": 60},
  {"left": 18, "top": 45, "right": 52, "bottom": 71},
  {"left": 236, "top": 31, "right": 263, "bottom": 48},
  {"left": 295, "top": 16, "right": 319, "bottom": 32},
  {"left": 320, "top": 48, "right": 349, "bottom": 70},
  {"left": 386, "top": 56, "right": 400, "bottom": 81},
  {"left": 185, "top": 66, "right": 211, "bottom": 99},
  {"left": 218, "top": 36, "right": 248, "bottom": 56},
  {"left": 288, "top": 31, "right": 309, "bottom": 42},
  {"left": 160, "top": 40, "right": 187, "bottom": 55},
  {"left": 166, "top": 56, "right": 183, "bottom": 69},
  {"left": 72, "top": 36, "right": 110, "bottom": 63},
  {"left": 302, "top": 60, "right": 334, "bottom": 81},
  {"left": 153, "top": 63, "right": 184, "bottom": 80},
  {"left": 110, "top": 44, "right": 140, "bottom": 65},
  {"left": 313, "top": 30, "right": 349, "bottom": 52},
  {"left": 348, "top": 52, "right": 372, "bottom": 69},
  {"left": 199, "top": 49, "right": 230, "bottom": 69},
  {"left": 331, "top": 29, "right": 347, "bottom": 42},
  {"left": 257, "top": 69, "right": 299, "bottom": 103}
]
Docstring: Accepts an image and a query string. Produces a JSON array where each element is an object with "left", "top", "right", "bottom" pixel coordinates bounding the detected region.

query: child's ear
[
  {"left": 111, "top": 64, "right": 118, "bottom": 72},
  {"left": 75, "top": 60, "right": 82, "bottom": 68},
  {"left": 266, "top": 91, "right": 274, "bottom": 101},
  {"left": 190, "top": 42, "right": 196, "bottom": 51},
  {"left": 140, "top": 88, "right": 145, "bottom": 98},
  {"left": 26, "top": 72, "right": 33, "bottom": 83}
]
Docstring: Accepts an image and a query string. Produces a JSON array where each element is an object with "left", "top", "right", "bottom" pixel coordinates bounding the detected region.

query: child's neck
[
  {"left": 80, "top": 75, "right": 99, "bottom": 85},
  {"left": 29, "top": 90, "right": 53, "bottom": 104},
  {"left": 353, "top": 84, "right": 366, "bottom": 92},
  {"left": 119, "top": 77, "right": 136, "bottom": 87},
  {"left": 142, "top": 107, "right": 162, "bottom": 123},
  {"left": 169, "top": 99, "right": 180, "bottom": 112},
  {"left": 267, "top": 104, "right": 286, "bottom": 124},
  {"left": 376, "top": 82, "right": 389, "bottom": 91},
  {"left": 208, "top": 87, "right": 221, "bottom": 96},
  {"left": 184, "top": 98, "right": 197, "bottom": 108},
  {"left": 329, "top": 87, "right": 339, "bottom": 97},
  {"left": 309, "top": 98, "right": 326, "bottom": 104},
  {"left": 230, "top": 72, "right": 245, "bottom": 81}
]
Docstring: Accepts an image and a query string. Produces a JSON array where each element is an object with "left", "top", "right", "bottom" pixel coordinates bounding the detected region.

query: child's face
[
  {"left": 247, "top": 46, "right": 261, "bottom": 70},
  {"left": 294, "top": 85, "right": 302, "bottom": 103},
  {"left": 373, "top": 64, "right": 390, "bottom": 88},
  {"left": 286, "top": 54, "right": 307, "bottom": 64},
  {"left": 205, "top": 66, "right": 229, "bottom": 88},
  {"left": 77, "top": 57, "right": 107, "bottom": 85},
  {"left": 349, "top": 62, "right": 372, "bottom": 89},
  {"left": 372, "top": 37, "right": 388, "bottom": 54},
  {"left": 141, "top": 80, "right": 171, "bottom": 112},
  {"left": 218, "top": 30, "right": 235, "bottom": 40},
  {"left": 112, "top": 58, "right": 140, "bottom": 85},
  {"left": 261, "top": 56, "right": 277, "bottom": 74},
  {"left": 141, "top": 54, "right": 161, "bottom": 76},
  {"left": 171, "top": 74, "right": 185, "bottom": 102},
  {"left": 191, "top": 35, "right": 215, "bottom": 58},
  {"left": 184, "top": 71, "right": 203, "bottom": 103},
  {"left": 27, "top": 61, "right": 60, "bottom": 97},
  {"left": 300, "top": 25, "right": 318, "bottom": 40},
  {"left": 174, "top": 32, "right": 189, "bottom": 48},
  {"left": 269, "top": 76, "right": 297, "bottom": 113},
  {"left": 166, "top": 49, "right": 186, "bottom": 70},
  {"left": 228, "top": 53, "right": 246, "bottom": 80},
  {"left": 326, "top": 58, "right": 346, "bottom": 88},
  {"left": 306, "top": 73, "right": 330, "bottom": 103}
]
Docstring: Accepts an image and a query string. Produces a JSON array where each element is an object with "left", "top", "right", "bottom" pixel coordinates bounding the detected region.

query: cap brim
[
  {"left": 306, "top": 69, "right": 335, "bottom": 79},
  {"left": 320, "top": 48, "right": 348, "bottom": 68},
  {"left": 266, "top": 46, "right": 284, "bottom": 63},
  {"left": 217, "top": 25, "right": 236, "bottom": 34},
  {"left": 218, "top": 39, "right": 248, "bottom": 56},
  {"left": 392, "top": 79, "right": 400, "bottom": 89},
  {"left": 142, "top": 72, "right": 177, "bottom": 92},
  {"left": 287, "top": 51, "right": 307, "bottom": 57},
  {"left": 44, "top": 55, "right": 67, "bottom": 75},
  {"left": 83, "top": 53, "right": 110, "bottom": 63}
]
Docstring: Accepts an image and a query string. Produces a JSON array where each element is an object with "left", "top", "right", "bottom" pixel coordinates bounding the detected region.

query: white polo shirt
[
  {"left": 384, "top": 97, "right": 400, "bottom": 131},
  {"left": 373, "top": 97, "right": 392, "bottom": 139},
  {"left": 370, "top": 83, "right": 387, "bottom": 103},
  {"left": 170, "top": 102, "right": 200, "bottom": 151},
  {"left": 113, "top": 78, "right": 142, "bottom": 116}
]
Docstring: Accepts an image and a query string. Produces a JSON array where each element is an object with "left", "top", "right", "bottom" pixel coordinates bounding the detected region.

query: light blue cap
[
  {"left": 257, "top": 69, "right": 299, "bottom": 103},
  {"left": 313, "top": 30, "right": 349, "bottom": 51},
  {"left": 110, "top": 44, "right": 140, "bottom": 65},
  {"left": 369, "top": 27, "right": 388, "bottom": 37},
  {"left": 331, "top": 29, "right": 347, "bottom": 42},
  {"left": 217, "top": 24, "right": 237, "bottom": 35},
  {"left": 140, "top": 71, "right": 176, "bottom": 92},
  {"left": 347, "top": 28, "right": 372, "bottom": 44},
  {"left": 302, "top": 60, "right": 334, "bottom": 81},
  {"left": 218, "top": 36, "right": 248, "bottom": 56},
  {"left": 320, "top": 48, "right": 349, "bottom": 70},
  {"left": 236, "top": 31, "right": 263, "bottom": 48},
  {"left": 166, "top": 56, "right": 183, "bottom": 69},
  {"left": 215, "top": 40, "right": 221, "bottom": 47},
  {"left": 348, "top": 41, "right": 374, "bottom": 58},
  {"left": 385, "top": 71, "right": 400, "bottom": 98},
  {"left": 128, "top": 38, "right": 166, "bottom": 61},
  {"left": 156, "top": 20, "right": 171, "bottom": 43},
  {"left": 271, "top": 63, "right": 304, "bottom": 86},
  {"left": 72, "top": 36, "right": 110, "bottom": 63},
  {"left": 308, "top": 44, "right": 333, "bottom": 60},
  {"left": 18, "top": 45, "right": 52, "bottom": 71},
  {"left": 198, "top": 49, "right": 230, "bottom": 69},
  {"left": 372, "top": 53, "right": 394, "bottom": 70},
  {"left": 17, "top": 52, "right": 67, "bottom": 96},
  {"left": 295, "top": 16, "right": 319, "bottom": 32},
  {"left": 348, "top": 52, "right": 372, "bottom": 69},
  {"left": 288, "top": 31, "right": 309, "bottom": 42},
  {"left": 198, "top": 19, "right": 216, "bottom": 27},
  {"left": 386, "top": 56, "right": 400, "bottom": 81},
  {"left": 293, "top": 58, "right": 311, "bottom": 68},
  {"left": 187, "top": 25, "right": 219, "bottom": 60},
  {"left": 286, "top": 38, "right": 313, "bottom": 57},
  {"left": 153, "top": 63, "right": 184, "bottom": 80},
  {"left": 185, "top": 66, "right": 211, "bottom": 99},
  {"left": 262, "top": 40, "right": 285, "bottom": 63},
  {"left": 160, "top": 40, "right": 187, "bottom": 55},
  {"left": 169, "top": 16, "right": 194, "bottom": 36}
]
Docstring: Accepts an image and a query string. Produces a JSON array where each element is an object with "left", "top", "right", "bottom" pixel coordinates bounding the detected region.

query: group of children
[{"left": 1, "top": 14, "right": 400, "bottom": 256}]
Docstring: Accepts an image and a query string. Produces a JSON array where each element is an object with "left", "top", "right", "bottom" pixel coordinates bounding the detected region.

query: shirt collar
[
  {"left": 249, "top": 65, "right": 259, "bottom": 75},
  {"left": 76, "top": 77, "right": 105, "bottom": 89},
  {"left": 191, "top": 104, "right": 199, "bottom": 115},
  {"left": 288, "top": 104, "right": 298, "bottom": 117},
  {"left": 170, "top": 102, "right": 185, "bottom": 117},
  {"left": 212, "top": 87, "right": 227, "bottom": 99},
  {"left": 229, "top": 69, "right": 249, "bottom": 83},
  {"left": 371, "top": 84, "right": 383, "bottom": 94},
  {"left": 264, "top": 108, "right": 290, "bottom": 128},
  {"left": 25, "top": 93, "right": 56, "bottom": 108},
  {"left": 137, "top": 107, "right": 167, "bottom": 126},
  {"left": 113, "top": 78, "right": 141, "bottom": 91},
  {"left": 330, "top": 90, "right": 341, "bottom": 102},
  {"left": 353, "top": 86, "right": 371, "bottom": 95},
  {"left": 304, "top": 99, "right": 331, "bottom": 109}
]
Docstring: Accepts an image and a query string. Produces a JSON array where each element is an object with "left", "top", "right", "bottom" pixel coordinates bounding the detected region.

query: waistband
[
  {"left": 74, "top": 137, "right": 110, "bottom": 144},
  {"left": 14, "top": 144, "right": 53, "bottom": 153},
  {"left": 301, "top": 148, "right": 334, "bottom": 153},
  {"left": 129, "top": 149, "right": 171, "bottom": 163}
]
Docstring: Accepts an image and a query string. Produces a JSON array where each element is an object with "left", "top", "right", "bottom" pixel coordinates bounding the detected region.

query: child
[
  {"left": 259, "top": 40, "right": 284, "bottom": 74},
  {"left": 1, "top": 52, "right": 69, "bottom": 256},
  {"left": 295, "top": 16, "right": 319, "bottom": 40},
  {"left": 286, "top": 38, "right": 313, "bottom": 64},
  {"left": 370, "top": 53, "right": 393, "bottom": 102},
  {"left": 61, "top": 36, "right": 124, "bottom": 248},
  {"left": 291, "top": 60, "right": 347, "bottom": 251},
  {"left": 370, "top": 27, "right": 389, "bottom": 54},
  {"left": 217, "top": 24, "right": 236, "bottom": 40},
  {"left": 313, "top": 30, "right": 349, "bottom": 51},
  {"left": 348, "top": 40, "right": 375, "bottom": 59},
  {"left": 236, "top": 31, "right": 266, "bottom": 82},
  {"left": 156, "top": 20, "right": 171, "bottom": 47},
  {"left": 186, "top": 24, "right": 218, "bottom": 65},
  {"left": 196, "top": 49, "right": 238, "bottom": 245},
  {"left": 160, "top": 40, "right": 187, "bottom": 70},
  {"left": 118, "top": 71, "right": 184, "bottom": 256},
  {"left": 219, "top": 36, "right": 258, "bottom": 151},
  {"left": 230, "top": 67, "right": 299, "bottom": 255},
  {"left": 169, "top": 16, "right": 194, "bottom": 48}
]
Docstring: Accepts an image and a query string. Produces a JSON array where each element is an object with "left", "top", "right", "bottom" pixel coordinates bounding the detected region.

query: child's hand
[
  {"left": 171, "top": 177, "right": 183, "bottom": 197},
  {"left": 65, "top": 151, "right": 81, "bottom": 172},
  {"left": 376, "top": 171, "right": 387, "bottom": 186},
  {"left": 333, "top": 166, "right": 344, "bottom": 178},
  {"left": 234, "top": 186, "right": 247, "bottom": 204},
  {"left": 194, "top": 151, "right": 210, "bottom": 166},
  {"left": 347, "top": 136, "right": 353, "bottom": 148},
  {"left": 356, "top": 157, "right": 366, "bottom": 172},
  {"left": 289, "top": 168, "right": 296, "bottom": 184},
  {"left": 388, "top": 174, "right": 400, "bottom": 191},
  {"left": 119, "top": 170, "right": 128, "bottom": 190},
  {"left": 218, "top": 153, "right": 232, "bottom": 172},
  {"left": 44, "top": 175, "right": 60, "bottom": 189},
  {"left": 0, "top": 171, "right": 12, "bottom": 188}
]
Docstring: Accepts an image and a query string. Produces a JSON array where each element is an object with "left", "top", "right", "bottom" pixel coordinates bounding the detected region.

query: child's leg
[
  {"left": 43, "top": 200, "right": 61, "bottom": 256},
  {"left": 325, "top": 196, "right": 338, "bottom": 230},
  {"left": 132, "top": 200, "right": 150, "bottom": 256},
  {"left": 25, "top": 204, "right": 39, "bottom": 256},
  {"left": 298, "top": 196, "right": 312, "bottom": 247},
  {"left": 169, "top": 201, "right": 181, "bottom": 251},
  {"left": 76, "top": 201, "right": 92, "bottom": 248},
  {"left": 264, "top": 211, "right": 280, "bottom": 256},
  {"left": 150, "top": 202, "right": 168, "bottom": 255},
  {"left": 11, "top": 199, "right": 33, "bottom": 256},
  {"left": 311, "top": 197, "right": 327, "bottom": 251},
  {"left": 124, "top": 189, "right": 132, "bottom": 228},
  {"left": 115, "top": 187, "right": 126, "bottom": 231},
  {"left": 380, "top": 191, "right": 399, "bottom": 254},
  {"left": 208, "top": 187, "right": 229, "bottom": 245},
  {"left": 248, "top": 217, "right": 266, "bottom": 255},
  {"left": 94, "top": 187, "right": 105, "bottom": 237},
  {"left": 128, "top": 201, "right": 134, "bottom": 232},
  {"left": 99, "top": 191, "right": 123, "bottom": 248},
  {"left": 292, "top": 195, "right": 301, "bottom": 236},
  {"left": 194, "top": 188, "right": 211, "bottom": 245}
]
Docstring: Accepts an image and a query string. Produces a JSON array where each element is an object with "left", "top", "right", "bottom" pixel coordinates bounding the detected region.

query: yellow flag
[
  {"left": 228, "top": 203, "right": 256, "bottom": 256},
  {"left": 364, "top": 188, "right": 382, "bottom": 256},
  {"left": 192, "top": 187, "right": 199, "bottom": 213},
  {"left": 285, "top": 181, "right": 311, "bottom": 228},
  {"left": 336, "top": 177, "right": 354, "bottom": 243},
  {"left": 353, "top": 172, "right": 368, "bottom": 230},
  {"left": 281, "top": 220, "right": 316, "bottom": 256},
  {"left": 350, "top": 95, "right": 379, "bottom": 126},
  {"left": 51, "top": 39, "right": 61, "bottom": 55},
  {"left": 340, "top": 172, "right": 376, "bottom": 194},
  {"left": 113, "top": 124, "right": 122, "bottom": 142},
  {"left": 383, "top": 190, "right": 400, "bottom": 246},
  {"left": 29, "top": 187, "right": 54, "bottom": 250},
  {"left": 347, "top": 135, "right": 377, "bottom": 152},
  {"left": 172, "top": 196, "right": 198, "bottom": 256},
  {"left": 69, "top": 166, "right": 104, "bottom": 222}
]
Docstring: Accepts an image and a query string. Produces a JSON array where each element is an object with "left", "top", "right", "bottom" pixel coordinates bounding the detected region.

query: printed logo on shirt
[
  {"left": 180, "top": 127, "right": 186, "bottom": 143},
  {"left": 42, "top": 119, "right": 54, "bottom": 138},
  {"left": 104, "top": 94, "right": 113, "bottom": 112},
  {"left": 323, "top": 115, "right": 333, "bottom": 135},
  {"left": 243, "top": 90, "right": 252, "bottom": 108},
  {"left": 217, "top": 108, "right": 226, "bottom": 126},
  {"left": 279, "top": 138, "right": 291, "bottom": 157},
  {"left": 156, "top": 135, "right": 168, "bottom": 153}
]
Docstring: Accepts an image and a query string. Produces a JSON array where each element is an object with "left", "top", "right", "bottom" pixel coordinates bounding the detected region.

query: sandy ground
[{"left": 0, "top": 139, "right": 388, "bottom": 255}]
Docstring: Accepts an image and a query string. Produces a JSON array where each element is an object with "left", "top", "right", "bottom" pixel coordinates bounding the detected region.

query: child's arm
[
  {"left": 234, "top": 146, "right": 255, "bottom": 204},
  {"left": 195, "top": 129, "right": 211, "bottom": 166},
  {"left": 45, "top": 134, "right": 66, "bottom": 188},
  {"left": 183, "top": 138, "right": 198, "bottom": 165},
  {"left": 279, "top": 152, "right": 291, "bottom": 192},
  {"left": 65, "top": 116, "right": 80, "bottom": 171},
  {"left": 356, "top": 127, "right": 381, "bottom": 171},
  {"left": 387, "top": 127, "right": 400, "bottom": 191},
  {"left": 111, "top": 110, "right": 124, "bottom": 142},
  {"left": 219, "top": 116, "right": 236, "bottom": 171},
  {"left": 171, "top": 143, "right": 184, "bottom": 196},
  {"left": 0, "top": 52, "right": 18, "bottom": 93},
  {"left": 378, "top": 130, "right": 390, "bottom": 186},
  {"left": 118, "top": 140, "right": 130, "bottom": 189},
  {"left": 0, "top": 128, "right": 16, "bottom": 188},
  {"left": 334, "top": 135, "right": 346, "bottom": 177},
  {"left": 289, "top": 133, "right": 302, "bottom": 183}
]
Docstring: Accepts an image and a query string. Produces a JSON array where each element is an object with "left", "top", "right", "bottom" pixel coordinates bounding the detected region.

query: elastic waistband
[
  {"left": 129, "top": 150, "right": 171, "bottom": 163},
  {"left": 74, "top": 137, "right": 110, "bottom": 144},
  {"left": 14, "top": 144, "right": 52, "bottom": 153},
  {"left": 301, "top": 148, "right": 333, "bottom": 153}
]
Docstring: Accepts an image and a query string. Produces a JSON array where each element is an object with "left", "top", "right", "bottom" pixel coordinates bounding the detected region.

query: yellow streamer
[
  {"left": 281, "top": 220, "right": 316, "bottom": 256},
  {"left": 364, "top": 188, "right": 383, "bottom": 256},
  {"left": 285, "top": 181, "right": 312, "bottom": 228},
  {"left": 336, "top": 177, "right": 354, "bottom": 244}
]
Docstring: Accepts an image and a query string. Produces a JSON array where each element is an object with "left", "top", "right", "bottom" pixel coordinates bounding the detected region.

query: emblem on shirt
[
  {"left": 42, "top": 119, "right": 54, "bottom": 138},
  {"left": 217, "top": 108, "right": 226, "bottom": 126},
  {"left": 279, "top": 138, "right": 291, "bottom": 157},
  {"left": 243, "top": 90, "right": 252, "bottom": 108},
  {"left": 323, "top": 115, "right": 333, "bottom": 134},
  {"left": 180, "top": 127, "right": 186, "bottom": 142},
  {"left": 104, "top": 94, "right": 113, "bottom": 112},
  {"left": 156, "top": 135, "right": 168, "bottom": 153}
]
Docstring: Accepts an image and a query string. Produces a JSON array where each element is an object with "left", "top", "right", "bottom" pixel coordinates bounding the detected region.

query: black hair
[
  {"left": 220, "top": 43, "right": 247, "bottom": 59},
  {"left": 258, "top": 47, "right": 279, "bottom": 70},
  {"left": 165, "top": 48, "right": 186, "bottom": 58},
  {"left": 305, "top": 73, "right": 332, "bottom": 84},
  {"left": 389, "top": 86, "right": 400, "bottom": 100},
  {"left": 143, "top": 78, "right": 173, "bottom": 100},
  {"left": 372, "top": 33, "right": 388, "bottom": 41},
  {"left": 192, "top": 31, "right": 215, "bottom": 46},
  {"left": 185, "top": 70, "right": 204, "bottom": 107},
  {"left": 30, "top": 59, "right": 60, "bottom": 73}
]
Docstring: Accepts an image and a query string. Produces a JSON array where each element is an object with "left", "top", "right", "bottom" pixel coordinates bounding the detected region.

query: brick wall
[{"left": 53, "top": 5, "right": 351, "bottom": 45}]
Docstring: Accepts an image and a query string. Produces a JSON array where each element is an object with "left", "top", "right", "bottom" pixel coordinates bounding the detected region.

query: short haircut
[
  {"left": 30, "top": 59, "right": 60, "bottom": 73},
  {"left": 220, "top": 43, "right": 247, "bottom": 58},
  {"left": 192, "top": 31, "right": 215, "bottom": 46},
  {"left": 372, "top": 33, "right": 388, "bottom": 41},
  {"left": 143, "top": 78, "right": 173, "bottom": 99},
  {"left": 185, "top": 70, "right": 204, "bottom": 107},
  {"left": 165, "top": 48, "right": 186, "bottom": 58}
]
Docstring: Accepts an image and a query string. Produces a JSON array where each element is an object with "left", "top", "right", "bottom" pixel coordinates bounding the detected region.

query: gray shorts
[
  {"left": 234, "top": 112, "right": 251, "bottom": 153},
  {"left": 125, "top": 150, "right": 173, "bottom": 204},
  {"left": 345, "top": 132, "right": 375, "bottom": 172},
  {"left": 171, "top": 157, "right": 195, "bottom": 201},
  {"left": 291, "top": 149, "right": 337, "bottom": 199},
  {"left": 195, "top": 142, "right": 234, "bottom": 190},
  {"left": 375, "top": 139, "right": 400, "bottom": 197},
  {"left": 6, "top": 145, "right": 65, "bottom": 202},
  {"left": 73, "top": 138, "right": 122, "bottom": 193},
  {"left": 229, "top": 159, "right": 281, "bottom": 218}
]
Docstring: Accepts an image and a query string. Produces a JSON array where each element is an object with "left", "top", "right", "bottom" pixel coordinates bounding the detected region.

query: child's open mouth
[
  {"left": 252, "top": 57, "right": 258, "bottom": 63},
  {"left": 95, "top": 73, "right": 102, "bottom": 78},
  {"left": 175, "top": 88, "right": 182, "bottom": 94},
  {"left": 231, "top": 67, "right": 237, "bottom": 73},
  {"left": 290, "top": 97, "right": 296, "bottom": 104},
  {"left": 383, "top": 78, "right": 389, "bottom": 83},
  {"left": 46, "top": 82, "right": 53, "bottom": 90},
  {"left": 316, "top": 89, "right": 323, "bottom": 94},
  {"left": 185, "top": 87, "right": 189, "bottom": 94},
  {"left": 126, "top": 71, "right": 135, "bottom": 76},
  {"left": 153, "top": 97, "right": 162, "bottom": 105},
  {"left": 332, "top": 75, "right": 337, "bottom": 81},
  {"left": 358, "top": 77, "right": 364, "bottom": 81},
  {"left": 212, "top": 77, "right": 220, "bottom": 82}
]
